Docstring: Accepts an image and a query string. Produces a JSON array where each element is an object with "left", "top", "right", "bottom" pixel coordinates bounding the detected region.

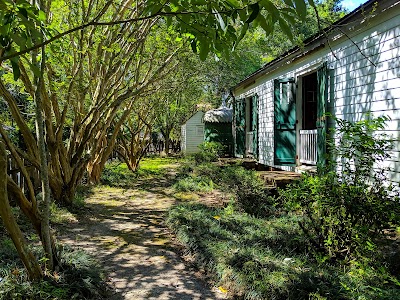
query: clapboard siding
[
  {"left": 233, "top": 0, "right": 400, "bottom": 183},
  {"left": 181, "top": 111, "right": 205, "bottom": 154}
]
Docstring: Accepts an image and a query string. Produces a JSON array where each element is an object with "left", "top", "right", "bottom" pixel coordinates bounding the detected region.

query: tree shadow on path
[{"left": 57, "top": 171, "right": 226, "bottom": 300}]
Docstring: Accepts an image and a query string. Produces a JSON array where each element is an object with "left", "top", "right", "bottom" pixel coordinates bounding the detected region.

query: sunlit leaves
[
  {"left": 143, "top": 0, "right": 311, "bottom": 60},
  {"left": 246, "top": 3, "right": 260, "bottom": 23},
  {"left": 0, "top": 0, "right": 48, "bottom": 79}
]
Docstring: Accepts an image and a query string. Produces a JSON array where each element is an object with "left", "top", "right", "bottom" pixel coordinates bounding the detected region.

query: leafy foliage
[
  {"left": 100, "top": 162, "right": 137, "bottom": 187},
  {"left": 173, "top": 176, "right": 214, "bottom": 193},
  {"left": 167, "top": 202, "right": 400, "bottom": 300},
  {"left": 193, "top": 141, "right": 225, "bottom": 164},
  {"left": 0, "top": 242, "right": 110, "bottom": 300},
  {"left": 278, "top": 116, "right": 400, "bottom": 259},
  {"left": 145, "top": 0, "right": 313, "bottom": 60},
  {"left": 0, "top": 0, "right": 50, "bottom": 80},
  {"left": 217, "top": 166, "right": 272, "bottom": 216}
]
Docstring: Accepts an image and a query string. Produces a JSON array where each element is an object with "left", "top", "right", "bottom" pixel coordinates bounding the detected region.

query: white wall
[
  {"left": 234, "top": 4, "right": 400, "bottom": 182},
  {"left": 181, "top": 111, "right": 205, "bottom": 154}
]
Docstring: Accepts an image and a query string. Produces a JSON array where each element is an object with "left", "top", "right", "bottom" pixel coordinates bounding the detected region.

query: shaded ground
[{"left": 57, "top": 170, "right": 227, "bottom": 300}]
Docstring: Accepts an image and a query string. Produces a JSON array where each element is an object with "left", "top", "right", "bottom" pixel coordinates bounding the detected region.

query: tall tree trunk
[
  {"left": 162, "top": 127, "right": 172, "bottom": 156},
  {"left": 0, "top": 141, "right": 43, "bottom": 280},
  {"left": 34, "top": 47, "right": 54, "bottom": 270}
]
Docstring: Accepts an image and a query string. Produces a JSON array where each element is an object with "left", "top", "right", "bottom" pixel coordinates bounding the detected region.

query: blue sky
[{"left": 341, "top": 0, "right": 368, "bottom": 11}]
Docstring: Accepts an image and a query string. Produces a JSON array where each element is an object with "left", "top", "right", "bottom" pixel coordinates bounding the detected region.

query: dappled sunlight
[{"left": 57, "top": 177, "right": 226, "bottom": 299}]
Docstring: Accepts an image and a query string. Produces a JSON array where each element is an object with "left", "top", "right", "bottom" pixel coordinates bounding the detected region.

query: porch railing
[
  {"left": 299, "top": 129, "right": 317, "bottom": 165},
  {"left": 246, "top": 131, "right": 254, "bottom": 154}
]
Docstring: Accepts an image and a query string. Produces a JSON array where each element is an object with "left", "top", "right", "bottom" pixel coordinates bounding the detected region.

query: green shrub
[
  {"left": 279, "top": 171, "right": 400, "bottom": 259},
  {"left": 193, "top": 142, "right": 225, "bottom": 164},
  {"left": 167, "top": 202, "right": 400, "bottom": 300},
  {"left": 219, "top": 166, "right": 272, "bottom": 216},
  {"left": 279, "top": 115, "right": 400, "bottom": 259},
  {"left": 0, "top": 245, "right": 109, "bottom": 300}
]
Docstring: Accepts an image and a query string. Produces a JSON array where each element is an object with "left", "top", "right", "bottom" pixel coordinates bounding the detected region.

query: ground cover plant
[
  {"left": 167, "top": 202, "right": 400, "bottom": 300},
  {"left": 0, "top": 218, "right": 110, "bottom": 300},
  {"left": 168, "top": 116, "right": 400, "bottom": 299}
]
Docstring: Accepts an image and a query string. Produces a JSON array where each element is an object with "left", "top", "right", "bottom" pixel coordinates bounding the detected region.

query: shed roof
[{"left": 204, "top": 106, "right": 233, "bottom": 123}]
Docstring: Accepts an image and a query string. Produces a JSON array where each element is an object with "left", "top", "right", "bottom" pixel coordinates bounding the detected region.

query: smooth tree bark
[
  {"left": 33, "top": 45, "right": 55, "bottom": 270},
  {"left": 0, "top": 141, "right": 43, "bottom": 280},
  {"left": 0, "top": 0, "right": 181, "bottom": 203},
  {"left": 0, "top": 126, "right": 58, "bottom": 269},
  {"left": 116, "top": 104, "right": 154, "bottom": 172}
]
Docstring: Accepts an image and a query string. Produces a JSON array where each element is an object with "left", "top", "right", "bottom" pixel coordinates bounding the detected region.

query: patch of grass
[
  {"left": 101, "top": 157, "right": 179, "bottom": 187},
  {"left": 173, "top": 176, "right": 214, "bottom": 193},
  {"left": 0, "top": 243, "right": 111, "bottom": 300},
  {"left": 137, "top": 157, "right": 178, "bottom": 178},
  {"left": 173, "top": 192, "right": 200, "bottom": 202},
  {"left": 175, "top": 162, "right": 273, "bottom": 216},
  {"left": 167, "top": 202, "right": 400, "bottom": 300},
  {"left": 50, "top": 202, "right": 77, "bottom": 224},
  {"left": 100, "top": 162, "right": 136, "bottom": 187}
]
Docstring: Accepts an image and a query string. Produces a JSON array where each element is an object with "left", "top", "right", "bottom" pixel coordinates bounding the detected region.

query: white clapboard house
[{"left": 231, "top": 0, "right": 400, "bottom": 183}]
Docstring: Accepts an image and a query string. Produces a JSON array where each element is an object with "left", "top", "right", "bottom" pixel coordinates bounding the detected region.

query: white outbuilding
[{"left": 181, "top": 111, "right": 205, "bottom": 154}]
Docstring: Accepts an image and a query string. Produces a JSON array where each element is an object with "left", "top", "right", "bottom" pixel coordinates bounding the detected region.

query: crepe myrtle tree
[{"left": 0, "top": 0, "right": 315, "bottom": 281}]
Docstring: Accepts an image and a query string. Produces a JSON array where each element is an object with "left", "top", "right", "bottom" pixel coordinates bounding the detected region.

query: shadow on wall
[{"left": 336, "top": 25, "right": 400, "bottom": 183}]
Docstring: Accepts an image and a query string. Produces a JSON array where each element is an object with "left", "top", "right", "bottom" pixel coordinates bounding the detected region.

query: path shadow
[{"left": 57, "top": 168, "right": 224, "bottom": 300}]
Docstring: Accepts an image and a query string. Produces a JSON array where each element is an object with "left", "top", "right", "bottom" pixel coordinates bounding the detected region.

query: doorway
[{"left": 302, "top": 72, "right": 318, "bottom": 130}]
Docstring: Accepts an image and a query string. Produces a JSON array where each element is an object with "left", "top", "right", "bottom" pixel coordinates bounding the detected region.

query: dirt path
[{"left": 57, "top": 173, "right": 227, "bottom": 300}]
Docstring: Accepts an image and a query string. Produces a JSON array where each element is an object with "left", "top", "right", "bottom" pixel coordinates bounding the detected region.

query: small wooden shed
[
  {"left": 204, "top": 106, "right": 234, "bottom": 155},
  {"left": 181, "top": 111, "right": 205, "bottom": 154}
]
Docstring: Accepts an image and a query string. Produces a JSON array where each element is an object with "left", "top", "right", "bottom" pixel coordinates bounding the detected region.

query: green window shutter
[
  {"left": 317, "top": 62, "right": 328, "bottom": 169},
  {"left": 252, "top": 94, "right": 259, "bottom": 159},
  {"left": 235, "top": 98, "right": 246, "bottom": 157},
  {"left": 274, "top": 78, "right": 296, "bottom": 165}
]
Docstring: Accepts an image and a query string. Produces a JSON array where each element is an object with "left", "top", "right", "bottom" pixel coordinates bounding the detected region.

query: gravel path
[{"left": 57, "top": 175, "right": 227, "bottom": 300}]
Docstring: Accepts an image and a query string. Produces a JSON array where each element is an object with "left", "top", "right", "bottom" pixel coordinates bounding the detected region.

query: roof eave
[{"left": 231, "top": 0, "right": 394, "bottom": 94}]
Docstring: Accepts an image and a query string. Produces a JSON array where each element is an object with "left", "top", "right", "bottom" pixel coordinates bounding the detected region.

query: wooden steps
[
  {"left": 218, "top": 158, "right": 302, "bottom": 189},
  {"left": 258, "top": 171, "right": 301, "bottom": 189}
]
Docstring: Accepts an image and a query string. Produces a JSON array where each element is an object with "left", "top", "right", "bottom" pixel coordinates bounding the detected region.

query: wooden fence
[{"left": 6, "top": 154, "right": 41, "bottom": 193}]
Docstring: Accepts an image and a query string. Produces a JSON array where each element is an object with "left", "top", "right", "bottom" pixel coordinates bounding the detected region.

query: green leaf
[
  {"left": 255, "top": 14, "right": 273, "bottom": 36},
  {"left": 213, "top": 9, "right": 226, "bottom": 31},
  {"left": 199, "top": 38, "right": 209, "bottom": 61},
  {"left": 260, "top": 0, "right": 280, "bottom": 23},
  {"left": 10, "top": 32, "right": 27, "bottom": 49},
  {"left": 10, "top": 57, "right": 21, "bottom": 80},
  {"left": 237, "top": 22, "right": 248, "bottom": 42},
  {"left": 293, "top": 0, "right": 307, "bottom": 20},
  {"left": 37, "top": 10, "right": 46, "bottom": 22},
  {"left": 281, "top": 9, "right": 297, "bottom": 25},
  {"left": 166, "top": 16, "right": 172, "bottom": 27},
  {"left": 279, "top": 17, "right": 293, "bottom": 41},
  {"left": 226, "top": 0, "right": 240, "bottom": 7},
  {"left": 245, "top": 2, "right": 260, "bottom": 24}
]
